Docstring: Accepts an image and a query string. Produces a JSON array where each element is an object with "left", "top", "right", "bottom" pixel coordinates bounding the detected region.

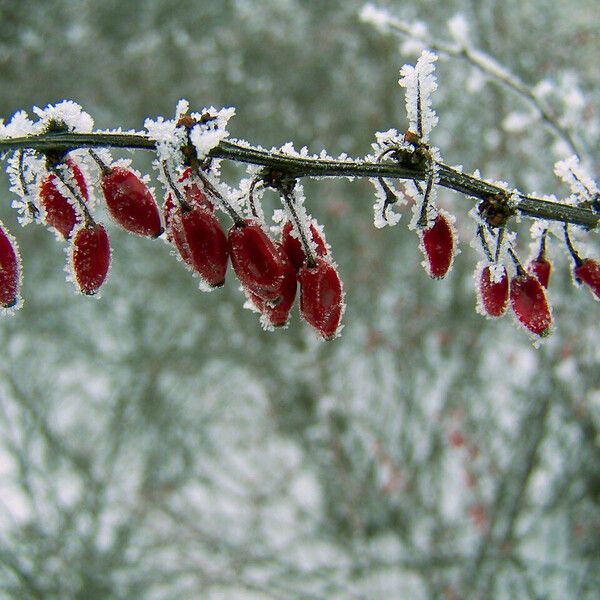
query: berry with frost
[
  {"left": 574, "top": 258, "right": 600, "bottom": 301},
  {"left": 178, "top": 168, "right": 214, "bottom": 212},
  {"left": 164, "top": 193, "right": 228, "bottom": 287},
  {"left": 71, "top": 223, "right": 111, "bottom": 295},
  {"left": 478, "top": 264, "right": 509, "bottom": 318},
  {"left": 0, "top": 223, "right": 20, "bottom": 308},
  {"left": 38, "top": 159, "right": 88, "bottom": 239},
  {"left": 228, "top": 219, "right": 287, "bottom": 302},
  {"left": 248, "top": 244, "right": 297, "bottom": 327},
  {"left": 419, "top": 212, "right": 455, "bottom": 279},
  {"left": 299, "top": 257, "right": 344, "bottom": 340},
  {"left": 510, "top": 271, "right": 552, "bottom": 336},
  {"left": 100, "top": 166, "right": 163, "bottom": 238},
  {"left": 280, "top": 219, "right": 327, "bottom": 271},
  {"left": 527, "top": 256, "right": 551, "bottom": 289},
  {"left": 181, "top": 206, "right": 228, "bottom": 287}
]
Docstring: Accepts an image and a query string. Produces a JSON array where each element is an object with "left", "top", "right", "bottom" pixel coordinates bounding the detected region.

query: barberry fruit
[
  {"left": 528, "top": 256, "right": 551, "bottom": 289},
  {"left": 180, "top": 206, "right": 228, "bottom": 287},
  {"left": 164, "top": 194, "right": 228, "bottom": 286},
  {"left": 419, "top": 212, "right": 455, "bottom": 279},
  {"left": 299, "top": 257, "right": 344, "bottom": 340},
  {"left": 163, "top": 194, "right": 191, "bottom": 264},
  {"left": 71, "top": 223, "right": 111, "bottom": 295},
  {"left": 478, "top": 263, "right": 509, "bottom": 318},
  {"left": 100, "top": 166, "right": 163, "bottom": 237},
  {"left": 178, "top": 168, "right": 214, "bottom": 211},
  {"left": 510, "top": 271, "right": 552, "bottom": 336},
  {"left": 38, "top": 159, "right": 89, "bottom": 239},
  {"left": 248, "top": 245, "right": 297, "bottom": 327},
  {"left": 228, "top": 219, "right": 287, "bottom": 301},
  {"left": 281, "top": 219, "right": 327, "bottom": 271},
  {"left": 574, "top": 258, "right": 600, "bottom": 301},
  {"left": 0, "top": 223, "right": 20, "bottom": 308}
]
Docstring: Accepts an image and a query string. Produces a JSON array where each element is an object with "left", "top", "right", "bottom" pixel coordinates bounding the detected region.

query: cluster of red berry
[
  {"left": 0, "top": 148, "right": 344, "bottom": 339},
  {"left": 475, "top": 227, "right": 600, "bottom": 337},
  {"left": 393, "top": 149, "right": 600, "bottom": 341},
  {"left": 162, "top": 167, "right": 343, "bottom": 339}
]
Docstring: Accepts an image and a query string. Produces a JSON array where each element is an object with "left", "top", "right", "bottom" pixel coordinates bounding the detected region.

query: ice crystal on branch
[
  {"left": 554, "top": 155, "right": 598, "bottom": 203},
  {"left": 371, "top": 178, "right": 404, "bottom": 229},
  {"left": 368, "top": 129, "right": 412, "bottom": 228},
  {"left": 399, "top": 50, "right": 439, "bottom": 142},
  {"left": 32, "top": 100, "right": 93, "bottom": 133},
  {"left": 145, "top": 111, "right": 188, "bottom": 167},
  {"left": 189, "top": 106, "right": 235, "bottom": 160}
]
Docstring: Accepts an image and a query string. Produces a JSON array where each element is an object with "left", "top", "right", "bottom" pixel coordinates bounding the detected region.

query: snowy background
[{"left": 0, "top": 1, "right": 599, "bottom": 598}]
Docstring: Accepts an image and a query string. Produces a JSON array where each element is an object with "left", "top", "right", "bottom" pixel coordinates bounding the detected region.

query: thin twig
[
  {"left": 368, "top": 11, "right": 585, "bottom": 158},
  {"left": 0, "top": 132, "right": 597, "bottom": 228}
]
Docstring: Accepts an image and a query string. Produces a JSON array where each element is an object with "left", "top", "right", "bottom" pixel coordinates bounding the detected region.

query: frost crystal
[
  {"left": 238, "top": 174, "right": 266, "bottom": 224},
  {"left": 371, "top": 178, "right": 404, "bottom": 229},
  {"left": 0, "top": 110, "right": 35, "bottom": 138},
  {"left": 32, "top": 100, "right": 94, "bottom": 133},
  {"left": 281, "top": 184, "right": 320, "bottom": 259},
  {"left": 399, "top": 50, "right": 439, "bottom": 142},
  {"left": 145, "top": 115, "right": 187, "bottom": 166},
  {"left": 6, "top": 150, "right": 45, "bottom": 226},
  {"left": 189, "top": 107, "right": 235, "bottom": 160},
  {"left": 554, "top": 155, "right": 598, "bottom": 202}
]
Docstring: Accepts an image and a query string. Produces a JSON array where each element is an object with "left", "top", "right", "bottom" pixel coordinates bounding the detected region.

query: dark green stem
[{"left": 0, "top": 131, "right": 597, "bottom": 229}]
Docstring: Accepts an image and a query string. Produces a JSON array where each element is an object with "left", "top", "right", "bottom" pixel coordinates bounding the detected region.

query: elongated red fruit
[
  {"left": 420, "top": 212, "right": 455, "bottom": 279},
  {"left": 39, "top": 160, "right": 89, "bottom": 239},
  {"left": 248, "top": 245, "right": 297, "bottom": 327},
  {"left": 510, "top": 271, "right": 552, "bottom": 336},
  {"left": 478, "top": 264, "right": 509, "bottom": 318},
  {"left": 164, "top": 194, "right": 192, "bottom": 265},
  {"left": 71, "top": 223, "right": 110, "bottom": 295},
  {"left": 281, "top": 219, "right": 327, "bottom": 271},
  {"left": 574, "top": 258, "right": 600, "bottom": 300},
  {"left": 100, "top": 166, "right": 162, "bottom": 237},
  {"left": 228, "top": 219, "right": 287, "bottom": 301},
  {"left": 178, "top": 168, "right": 214, "bottom": 211},
  {"left": 299, "top": 257, "right": 344, "bottom": 340},
  {"left": 180, "top": 206, "right": 228, "bottom": 287},
  {"left": 528, "top": 257, "right": 551, "bottom": 289},
  {"left": 0, "top": 223, "right": 20, "bottom": 308},
  {"left": 164, "top": 195, "right": 228, "bottom": 286}
]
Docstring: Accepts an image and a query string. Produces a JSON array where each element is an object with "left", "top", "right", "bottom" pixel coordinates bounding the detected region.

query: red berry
[
  {"left": 181, "top": 206, "right": 228, "bottom": 287},
  {"left": 66, "top": 158, "right": 89, "bottom": 199},
  {"left": 299, "top": 257, "right": 344, "bottom": 340},
  {"left": 574, "top": 258, "right": 600, "bottom": 301},
  {"left": 39, "top": 160, "right": 89, "bottom": 239},
  {"left": 420, "top": 212, "right": 455, "bottom": 279},
  {"left": 228, "top": 219, "right": 287, "bottom": 301},
  {"left": 100, "top": 166, "right": 162, "bottom": 237},
  {"left": 281, "top": 219, "right": 327, "bottom": 271},
  {"left": 510, "top": 271, "right": 552, "bottom": 336},
  {"left": 163, "top": 194, "right": 191, "bottom": 264},
  {"left": 0, "top": 223, "right": 20, "bottom": 308},
  {"left": 71, "top": 223, "right": 110, "bottom": 295},
  {"left": 478, "top": 264, "right": 509, "bottom": 318},
  {"left": 164, "top": 196, "right": 228, "bottom": 286},
  {"left": 178, "top": 168, "right": 214, "bottom": 211},
  {"left": 248, "top": 245, "right": 297, "bottom": 327},
  {"left": 528, "top": 257, "right": 551, "bottom": 289}
]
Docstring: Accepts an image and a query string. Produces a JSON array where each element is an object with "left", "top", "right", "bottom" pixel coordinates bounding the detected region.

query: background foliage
[{"left": 0, "top": 1, "right": 599, "bottom": 598}]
